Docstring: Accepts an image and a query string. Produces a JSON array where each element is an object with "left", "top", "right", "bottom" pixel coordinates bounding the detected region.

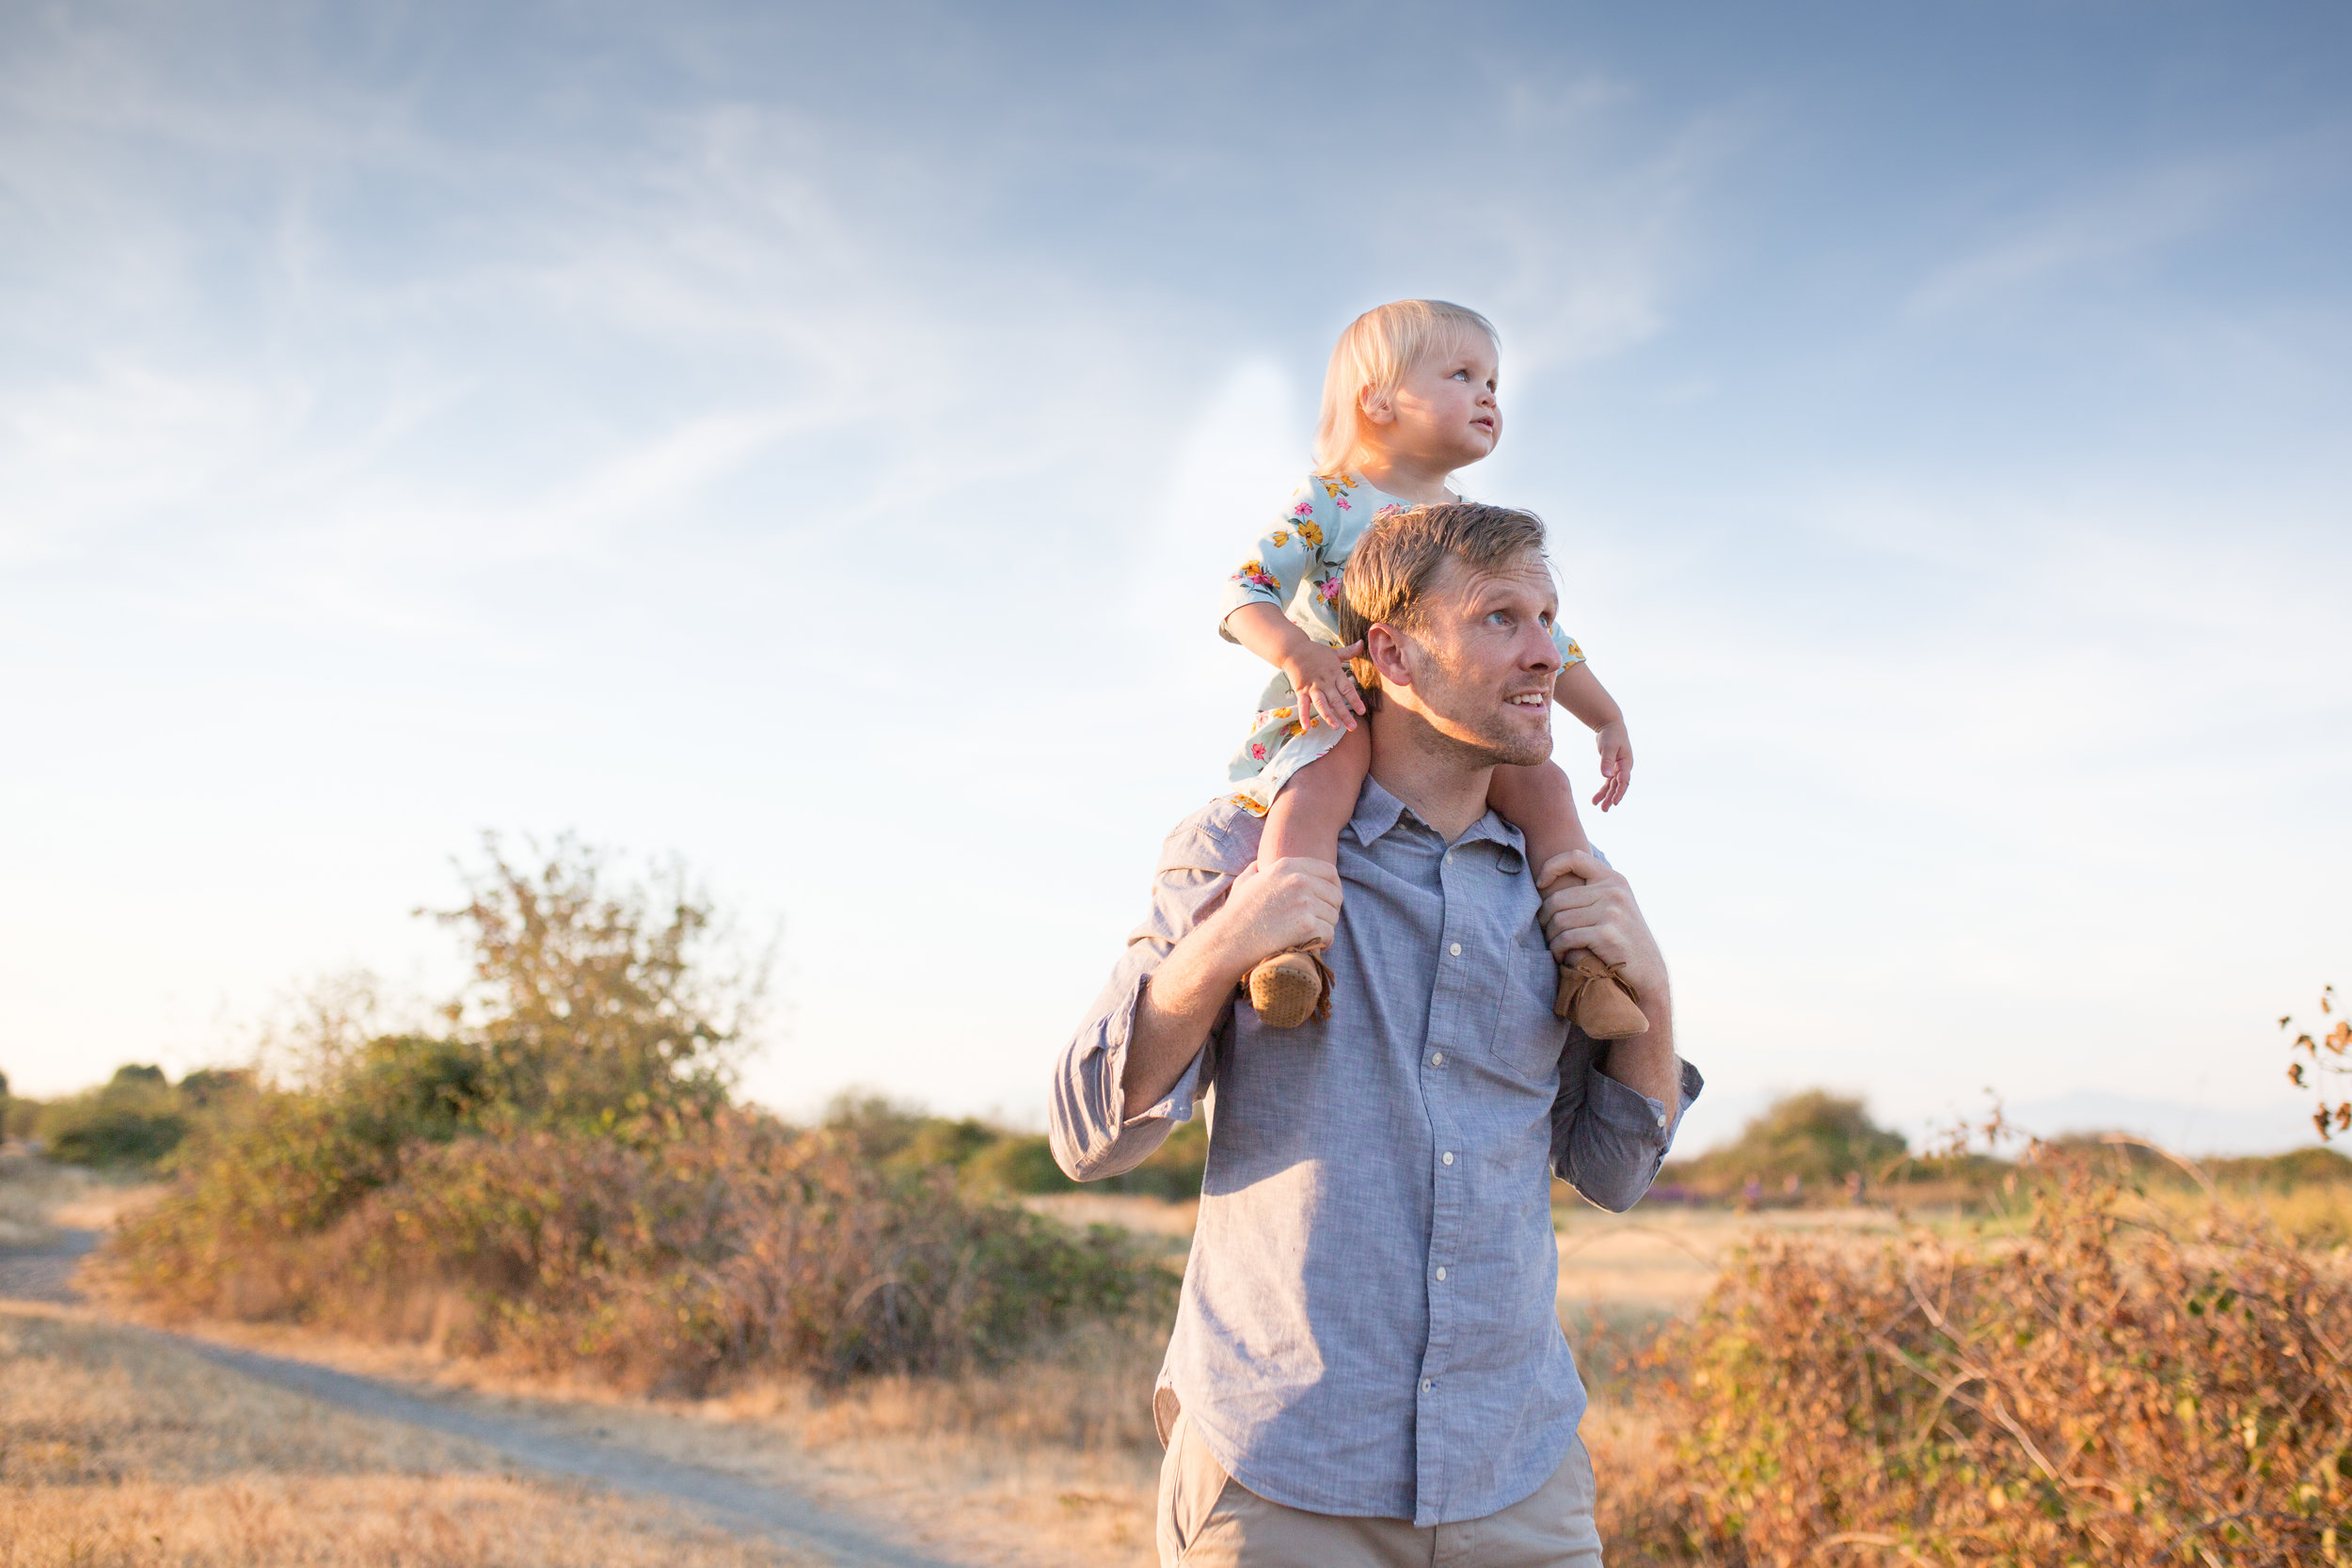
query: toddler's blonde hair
[{"left": 1312, "top": 299, "right": 1500, "bottom": 478}]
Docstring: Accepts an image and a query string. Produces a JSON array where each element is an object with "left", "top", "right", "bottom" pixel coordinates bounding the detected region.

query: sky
[{"left": 3, "top": 1, "right": 2348, "bottom": 1154}]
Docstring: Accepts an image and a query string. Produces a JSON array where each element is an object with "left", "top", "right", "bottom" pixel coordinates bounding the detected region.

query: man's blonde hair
[
  {"left": 1336, "top": 500, "right": 1549, "bottom": 705},
  {"left": 1312, "top": 300, "right": 1500, "bottom": 478}
]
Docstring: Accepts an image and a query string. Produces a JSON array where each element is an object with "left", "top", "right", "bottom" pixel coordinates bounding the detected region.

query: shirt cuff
[
  {"left": 1586, "top": 1057, "right": 1706, "bottom": 1152},
  {"left": 1125, "top": 1048, "right": 1205, "bottom": 1126},
  {"left": 1105, "top": 969, "right": 1206, "bottom": 1127}
]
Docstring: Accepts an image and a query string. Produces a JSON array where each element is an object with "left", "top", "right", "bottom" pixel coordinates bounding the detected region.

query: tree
[
  {"left": 431, "top": 834, "right": 765, "bottom": 1132},
  {"left": 1696, "top": 1090, "right": 1909, "bottom": 1185}
]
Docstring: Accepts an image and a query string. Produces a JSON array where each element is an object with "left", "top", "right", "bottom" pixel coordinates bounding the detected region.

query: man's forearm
[
  {"left": 1598, "top": 991, "right": 1681, "bottom": 1132},
  {"left": 1121, "top": 917, "right": 1252, "bottom": 1120}
]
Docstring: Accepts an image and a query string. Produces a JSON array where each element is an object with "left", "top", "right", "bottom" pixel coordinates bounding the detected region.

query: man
[{"left": 1049, "top": 501, "right": 1701, "bottom": 1567}]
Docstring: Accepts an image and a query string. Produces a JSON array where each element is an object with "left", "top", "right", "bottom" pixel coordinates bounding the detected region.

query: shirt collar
[{"left": 1346, "top": 776, "right": 1528, "bottom": 855}]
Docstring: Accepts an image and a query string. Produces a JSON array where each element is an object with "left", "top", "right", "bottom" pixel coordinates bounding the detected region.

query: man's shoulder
[{"left": 1155, "top": 799, "right": 1265, "bottom": 878}]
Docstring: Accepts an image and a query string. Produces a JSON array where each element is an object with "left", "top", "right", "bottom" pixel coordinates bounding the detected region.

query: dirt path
[{"left": 0, "top": 1230, "right": 967, "bottom": 1568}]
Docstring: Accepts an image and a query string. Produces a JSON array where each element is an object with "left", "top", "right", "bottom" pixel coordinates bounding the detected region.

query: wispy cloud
[{"left": 1907, "top": 145, "right": 2307, "bottom": 316}]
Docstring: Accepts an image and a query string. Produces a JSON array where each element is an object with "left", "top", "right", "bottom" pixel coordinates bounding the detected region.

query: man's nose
[{"left": 1518, "top": 624, "right": 1560, "bottom": 672}]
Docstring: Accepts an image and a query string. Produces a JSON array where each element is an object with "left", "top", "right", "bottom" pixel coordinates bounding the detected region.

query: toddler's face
[{"left": 1380, "top": 334, "right": 1502, "bottom": 468}]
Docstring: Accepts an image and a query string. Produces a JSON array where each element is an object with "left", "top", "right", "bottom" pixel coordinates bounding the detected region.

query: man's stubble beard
[{"left": 1401, "top": 641, "right": 1554, "bottom": 772}]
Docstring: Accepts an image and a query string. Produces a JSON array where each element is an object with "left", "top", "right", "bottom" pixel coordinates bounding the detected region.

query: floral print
[
  {"left": 1216, "top": 470, "right": 1587, "bottom": 816},
  {"left": 1231, "top": 559, "right": 1279, "bottom": 595}
]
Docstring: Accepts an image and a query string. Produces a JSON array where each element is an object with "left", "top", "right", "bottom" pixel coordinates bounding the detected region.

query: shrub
[
  {"left": 115, "top": 1108, "right": 1173, "bottom": 1394},
  {"left": 818, "top": 1093, "right": 1208, "bottom": 1200},
  {"left": 1661, "top": 1091, "right": 1913, "bottom": 1205},
  {"left": 1613, "top": 1141, "right": 2352, "bottom": 1565},
  {"left": 105, "top": 840, "right": 1172, "bottom": 1394},
  {"left": 37, "top": 1065, "right": 192, "bottom": 1169}
]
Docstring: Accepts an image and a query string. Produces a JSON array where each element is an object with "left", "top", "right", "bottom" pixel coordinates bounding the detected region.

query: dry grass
[
  {"left": 111, "top": 1305, "right": 1169, "bottom": 1568},
  {"left": 0, "top": 1149, "right": 166, "bottom": 1249},
  {"left": 0, "top": 1305, "right": 815, "bottom": 1568},
  {"left": 0, "top": 1474, "right": 807, "bottom": 1568},
  {"left": 0, "top": 1154, "right": 85, "bottom": 1248}
]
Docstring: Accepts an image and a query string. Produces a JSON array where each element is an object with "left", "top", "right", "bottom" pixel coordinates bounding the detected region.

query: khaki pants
[{"left": 1155, "top": 1411, "right": 1605, "bottom": 1567}]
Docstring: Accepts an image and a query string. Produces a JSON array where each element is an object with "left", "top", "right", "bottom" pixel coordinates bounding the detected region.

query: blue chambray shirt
[{"left": 1048, "top": 781, "right": 1703, "bottom": 1528}]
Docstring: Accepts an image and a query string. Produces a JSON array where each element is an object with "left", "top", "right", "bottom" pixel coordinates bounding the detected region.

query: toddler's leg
[
  {"left": 1487, "top": 759, "right": 1592, "bottom": 874},
  {"left": 1487, "top": 761, "right": 1648, "bottom": 1039},
  {"left": 1247, "top": 723, "right": 1372, "bottom": 1028},
  {"left": 1263, "top": 721, "right": 1371, "bottom": 865}
]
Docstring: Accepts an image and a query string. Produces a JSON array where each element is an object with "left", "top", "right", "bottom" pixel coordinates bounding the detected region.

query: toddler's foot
[
  {"left": 1248, "top": 947, "right": 1333, "bottom": 1028},
  {"left": 1554, "top": 950, "right": 1648, "bottom": 1039}
]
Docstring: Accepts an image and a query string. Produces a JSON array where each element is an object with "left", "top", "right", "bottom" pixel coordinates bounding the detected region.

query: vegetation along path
[{"left": 0, "top": 1228, "right": 969, "bottom": 1568}]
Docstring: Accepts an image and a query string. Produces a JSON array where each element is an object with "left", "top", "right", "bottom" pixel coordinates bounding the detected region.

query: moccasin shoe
[
  {"left": 1554, "top": 950, "right": 1649, "bottom": 1038},
  {"left": 1248, "top": 948, "right": 1334, "bottom": 1029}
]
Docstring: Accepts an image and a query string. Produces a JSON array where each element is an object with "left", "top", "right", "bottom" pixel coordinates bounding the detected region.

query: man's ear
[{"left": 1363, "top": 621, "right": 1417, "bottom": 692}]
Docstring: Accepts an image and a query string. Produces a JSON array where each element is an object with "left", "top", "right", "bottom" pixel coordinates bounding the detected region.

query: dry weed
[{"left": 1606, "top": 1148, "right": 2352, "bottom": 1565}]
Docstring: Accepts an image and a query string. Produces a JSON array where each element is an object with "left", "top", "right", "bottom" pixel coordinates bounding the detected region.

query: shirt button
[
  {"left": 1430, "top": 1051, "right": 1445, "bottom": 1067},
  {"left": 1656, "top": 1113, "right": 1669, "bottom": 1129},
  {"left": 1421, "top": 1379, "right": 1434, "bottom": 1393},
  {"left": 1449, "top": 942, "right": 1462, "bottom": 957},
  {"left": 1435, "top": 1266, "right": 1448, "bottom": 1281},
  {"left": 1441, "top": 1151, "right": 1454, "bottom": 1166}
]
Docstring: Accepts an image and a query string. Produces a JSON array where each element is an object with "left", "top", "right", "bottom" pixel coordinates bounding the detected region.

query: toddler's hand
[
  {"left": 1592, "top": 721, "right": 1633, "bottom": 811},
  {"left": 1280, "top": 641, "right": 1367, "bottom": 734}
]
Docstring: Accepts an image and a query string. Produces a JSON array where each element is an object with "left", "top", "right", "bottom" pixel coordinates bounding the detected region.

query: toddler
[{"left": 1216, "top": 299, "right": 1647, "bottom": 1039}]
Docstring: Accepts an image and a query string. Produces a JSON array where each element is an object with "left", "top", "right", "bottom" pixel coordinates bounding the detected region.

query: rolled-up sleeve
[
  {"left": 1049, "top": 821, "right": 1254, "bottom": 1180},
  {"left": 1550, "top": 1054, "right": 1705, "bottom": 1212}
]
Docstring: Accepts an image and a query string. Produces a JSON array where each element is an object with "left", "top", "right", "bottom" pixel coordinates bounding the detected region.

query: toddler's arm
[
  {"left": 1225, "top": 603, "right": 1365, "bottom": 735},
  {"left": 1556, "top": 663, "right": 1634, "bottom": 811}
]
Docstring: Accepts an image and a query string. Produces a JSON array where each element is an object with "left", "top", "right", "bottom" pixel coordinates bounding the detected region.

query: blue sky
[{"left": 4, "top": 2, "right": 2348, "bottom": 1152}]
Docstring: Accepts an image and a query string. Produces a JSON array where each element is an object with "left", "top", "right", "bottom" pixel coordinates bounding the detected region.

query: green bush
[
  {"left": 819, "top": 1093, "right": 1209, "bottom": 1200},
  {"left": 37, "top": 1065, "right": 192, "bottom": 1169},
  {"left": 2, "top": 1094, "right": 38, "bottom": 1142}
]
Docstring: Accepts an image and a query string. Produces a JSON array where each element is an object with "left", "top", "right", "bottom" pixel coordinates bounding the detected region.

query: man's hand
[
  {"left": 1534, "top": 849, "right": 1665, "bottom": 999},
  {"left": 1119, "top": 856, "right": 1341, "bottom": 1120},
  {"left": 1591, "top": 721, "right": 1633, "bottom": 811},
  {"left": 1279, "top": 641, "right": 1368, "bottom": 735},
  {"left": 1535, "top": 848, "right": 1679, "bottom": 1118},
  {"left": 1214, "top": 857, "right": 1343, "bottom": 974}
]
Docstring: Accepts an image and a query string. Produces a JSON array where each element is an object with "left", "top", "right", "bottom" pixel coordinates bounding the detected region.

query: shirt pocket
[{"left": 1492, "top": 922, "right": 1572, "bottom": 1082}]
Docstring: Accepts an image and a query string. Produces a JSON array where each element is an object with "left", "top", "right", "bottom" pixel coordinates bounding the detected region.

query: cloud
[{"left": 1907, "top": 147, "right": 2300, "bottom": 316}]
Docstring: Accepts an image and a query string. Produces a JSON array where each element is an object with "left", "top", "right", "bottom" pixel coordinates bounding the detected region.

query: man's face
[{"left": 1385, "top": 550, "right": 1561, "bottom": 767}]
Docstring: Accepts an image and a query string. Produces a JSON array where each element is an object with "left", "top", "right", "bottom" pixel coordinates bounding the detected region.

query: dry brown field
[
  {"left": 0, "top": 1302, "right": 821, "bottom": 1568},
  {"left": 17, "top": 1157, "right": 2324, "bottom": 1565}
]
